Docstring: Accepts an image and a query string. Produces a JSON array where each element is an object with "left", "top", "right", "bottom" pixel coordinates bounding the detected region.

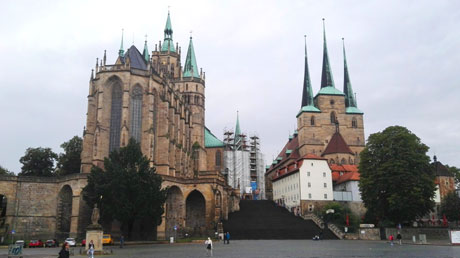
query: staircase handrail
[{"left": 302, "top": 213, "right": 344, "bottom": 239}]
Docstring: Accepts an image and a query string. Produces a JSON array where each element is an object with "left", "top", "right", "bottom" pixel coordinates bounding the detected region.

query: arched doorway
[
  {"left": 56, "top": 185, "right": 73, "bottom": 239},
  {"left": 186, "top": 190, "right": 206, "bottom": 236},
  {"left": 0, "top": 194, "right": 6, "bottom": 228},
  {"left": 165, "top": 186, "right": 184, "bottom": 238}
]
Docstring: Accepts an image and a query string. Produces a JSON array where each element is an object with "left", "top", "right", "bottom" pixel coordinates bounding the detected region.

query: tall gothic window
[
  {"left": 215, "top": 150, "right": 222, "bottom": 167},
  {"left": 330, "top": 112, "right": 337, "bottom": 124},
  {"left": 130, "top": 85, "right": 143, "bottom": 143},
  {"left": 109, "top": 81, "right": 123, "bottom": 152},
  {"left": 352, "top": 117, "right": 357, "bottom": 128},
  {"left": 310, "top": 116, "right": 315, "bottom": 126}
]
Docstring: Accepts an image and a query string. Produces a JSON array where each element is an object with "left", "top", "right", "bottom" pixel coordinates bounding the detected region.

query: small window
[
  {"left": 352, "top": 117, "right": 357, "bottom": 128},
  {"left": 311, "top": 163, "right": 314, "bottom": 166},
  {"left": 446, "top": 181, "right": 449, "bottom": 186},
  {"left": 330, "top": 99, "right": 335, "bottom": 105},
  {"left": 324, "top": 183, "right": 327, "bottom": 188},
  {"left": 330, "top": 112, "right": 337, "bottom": 124},
  {"left": 324, "top": 194, "right": 327, "bottom": 199},
  {"left": 323, "top": 172, "right": 326, "bottom": 177},
  {"left": 308, "top": 182, "right": 311, "bottom": 188},
  {"left": 186, "top": 84, "right": 188, "bottom": 90},
  {"left": 307, "top": 172, "right": 310, "bottom": 176},
  {"left": 310, "top": 116, "right": 315, "bottom": 126},
  {"left": 308, "top": 193, "right": 312, "bottom": 199}
]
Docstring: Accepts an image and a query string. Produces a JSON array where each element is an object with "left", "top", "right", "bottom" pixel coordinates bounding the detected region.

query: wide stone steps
[{"left": 223, "top": 200, "right": 338, "bottom": 240}]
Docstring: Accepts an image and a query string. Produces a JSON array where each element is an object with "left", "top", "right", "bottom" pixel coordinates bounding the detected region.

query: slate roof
[
  {"left": 266, "top": 134, "right": 300, "bottom": 174},
  {"left": 125, "top": 45, "right": 148, "bottom": 70},
  {"left": 431, "top": 161, "right": 453, "bottom": 177},
  {"left": 322, "top": 132, "right": 354, "bottom": 156}
]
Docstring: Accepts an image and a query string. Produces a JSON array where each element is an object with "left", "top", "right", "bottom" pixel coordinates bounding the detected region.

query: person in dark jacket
[
  {"left": 58, "top": 242, "right": 70, "bottom": 258},
  {"left": 225, "top": 232, "right": 230, "bottom": 244}
]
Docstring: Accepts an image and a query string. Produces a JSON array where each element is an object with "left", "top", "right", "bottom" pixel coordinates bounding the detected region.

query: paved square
[{"left": 1, "top": 240, "right": 460, "bottom": 258}]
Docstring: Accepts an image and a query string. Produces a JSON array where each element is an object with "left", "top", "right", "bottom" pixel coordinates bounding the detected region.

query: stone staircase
[
  {"left": 303, "top": 213, "right": 345, "bottom": 239},
  {"left": 222, "top": 200, "right": 338, "bottom": 240}
]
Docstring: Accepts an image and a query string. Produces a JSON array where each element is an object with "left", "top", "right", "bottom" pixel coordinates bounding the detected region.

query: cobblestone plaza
[{"left": 1, "top": 240, "right": 460, "bottom": 258}]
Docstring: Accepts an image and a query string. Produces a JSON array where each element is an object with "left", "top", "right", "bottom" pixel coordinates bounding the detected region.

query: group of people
[
  {"left": 58, "top": 240, "right": 95, "bottom": 258},
  {"left": 389, "top": 232, "right": 402, "bottom": 246}
]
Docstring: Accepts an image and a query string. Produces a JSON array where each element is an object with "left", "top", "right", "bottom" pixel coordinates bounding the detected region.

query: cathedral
[
  {"left": 0, "top": 12, "right": 239, "bottom": 242},
  {"left": 80, "top": 12, "right": 239, "bottom": 239},
  {"left": 265, "top": 20, "right": 365, "bottom": 203}
]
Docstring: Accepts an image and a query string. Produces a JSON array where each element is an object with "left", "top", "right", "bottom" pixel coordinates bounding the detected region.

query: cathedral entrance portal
[
  {"left": 185, "top": 190, "right": 206, "bottom": 236},
  {"left": 165, "top": 186, "right": 184, "bottom": 238},
  {"left": 56, "top": 185, "right": 72, "bottom": 239}
]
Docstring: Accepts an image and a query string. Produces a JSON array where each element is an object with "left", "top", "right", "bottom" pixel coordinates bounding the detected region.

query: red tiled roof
[
  {"left": 336, "top": 171, "right": 360, "bottom": 184},
  {"left": 331, "top": 171, "right": 340, "bottom": 181},
  {"left": 322, "top": 132, "right": 354, "bottom": 156}
]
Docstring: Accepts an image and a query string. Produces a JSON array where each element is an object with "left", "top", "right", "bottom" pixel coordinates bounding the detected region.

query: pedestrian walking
[
  {"left": 397, "top": 232, "right": 402, "bottom": 245},
  {"left": 205, "top": 237, "right": 213, "bottom": 256},
  {"left": 223, "top": 232, "right": 227, "bottom": 244},
  {"left": 389, "top": 234, "right": 394, "bottom": 246},
  {"left": 120, "top": 235, "right": 124, "bottom": 248},
  {"left": 87, "top": 240, "right": 95, "bottom": 258},
  {"left": 225, "top": 232, "right": 230, "bottom": 244},
  {"left": 58, "top": 242, "right": 70, "bottom": 258}
]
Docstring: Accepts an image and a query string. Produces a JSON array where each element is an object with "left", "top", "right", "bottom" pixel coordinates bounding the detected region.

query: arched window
[
  {"left": 330, "top": 112, "right": 337, "bottom": 124},
  {"left": 215, "top": 150, "right": 222, "bottom": 167},
  {"left": 130, "top": 85, "right": 143, "bottom": 143},
  {"left": 109, "top": 80, "right": 123, "bottom": 152},
  {"left": 352, "top": 117, "right": 357, "bottom": 128},
  {"left": 311, "top": 116, "right": 315, "bottom": 126},
  {"left": 341, "top": 158, "right": 346, "bottom": 165},
  {"left": 330, "top": 159, "right": 335, "bottom": 164}
]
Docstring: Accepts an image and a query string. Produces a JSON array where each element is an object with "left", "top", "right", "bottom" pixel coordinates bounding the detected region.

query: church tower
[{"left": 297, "top": 20, "right": 365, "bottom": 165}]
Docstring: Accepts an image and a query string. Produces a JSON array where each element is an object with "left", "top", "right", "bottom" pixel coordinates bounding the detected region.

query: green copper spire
[
  {"left": 234, "top": 111, "right": 241, "bottom": 145},
  {"left": 301, "top": 35, "right": 315, "bottom": 108},
  {"left": 183, "top": 37, "right": 200, "bottom": 78},
  {"left": 119, "top": 29, "right": 125, "bottom": 57},
  {"left": 161, "top": 11, "right": 176, "bottom": 52},
  {"left": 298, "top": 36, "right": 320, "bottom": 117},
  {"left": 343, "top": 38, "right": 363, "bottom": 114},
  {"left": 143, "top": 36, "right": 149, "bottom": 63},
  {"left": 320, "top": 19, "right": 335, "bottom": 89}
]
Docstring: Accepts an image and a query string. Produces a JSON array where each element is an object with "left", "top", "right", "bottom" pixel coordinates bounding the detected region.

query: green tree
[
  {"left": 0, "top": 165, "right": 14, "bottom": 176},
  {"left": 359, "top": 126, "right": 436, "bottom": 226},
  {"left": 19, "top": 147, "right": 58, "bottom": 177},
  {"left": 440, "top": 191, "right": 460, "bottom": 223},
  {"left": 82, "top": 138, "right": 167, "bottom": 239},
  {"left": 56, "top": 136, "right": 83, "bottom": 175},
  {"left": 320, "top": 202, "right": 359, "bottom": 232},
  {"left": 445, "top": 165, "right": 460, "bottom": 188}
]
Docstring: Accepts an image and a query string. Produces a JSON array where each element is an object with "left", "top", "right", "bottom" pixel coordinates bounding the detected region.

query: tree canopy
[
  {"left": 19, "top": 147, "right": 58, "bottom": 177},
  {"left": 440, "top": 191, "right": 460, "bottom": 222},
  {"left": 0, "top": 165, "right": 14, "bottom": 176},
  {"left": 56, "top": 136, "right": 82, "bottom": 176},
  {"left": 82, "top": 138, "right": 167, "bottom": 238},
  {"left": 359, "top": 126, "right": 436, "bottom": 226}
]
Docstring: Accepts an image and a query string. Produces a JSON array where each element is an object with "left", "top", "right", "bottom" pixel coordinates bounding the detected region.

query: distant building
[
  {"left": 272, "top": 154, "right": 333, "bottom": 214},
  {"left": 266, "top": 22, "right": 365, "bottom": 210},
  {"left": 223, "top": 114, "right": 266, "bottom": 199}
]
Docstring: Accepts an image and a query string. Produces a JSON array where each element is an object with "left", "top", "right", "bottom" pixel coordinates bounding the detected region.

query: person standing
[
  {"left": 120, "top": 235, "right": 124, "bottom": 248},
  {"left": 397, "top": 232, "right": 402, "bottom": 245},
  {"left": 223, "top": 232, "right": 227, "bottom": 244},
  {"left": 389, "top": 234, "right": 394, "bottom": 246},
  {"left": 58, "top": 242, "right": 70, "bottom": 258},
  {"left": 87, "top": 240, "right": 95, "bottom": 258},
  {"left": 225, "top": 232, "right": 230, "bottom": 244},
  {"left": 205, "top": 237, "right": 213, "bottom": 256}
]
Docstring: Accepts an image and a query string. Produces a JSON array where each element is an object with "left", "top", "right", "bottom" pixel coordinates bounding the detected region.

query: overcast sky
[{"left": 1, "top": 0, "right": 459, "bottom": 173}]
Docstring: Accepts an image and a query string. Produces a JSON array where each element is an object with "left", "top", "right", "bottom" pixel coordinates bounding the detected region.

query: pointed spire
[
  {"left": 143, "top": 35, "right": 149, "bottom": 63},
  {"left": 161, "top": 11, "right": 176, "bottom": 52},
  {"left": 343, "top": 38, "right": 357, "bottom": 108},
  {"left": 119, "top": 29, "right": 125, "bottom": 57},
  {"left": 320, "top": 19, "right": 335, "bottom": 89},
  {"left": 234, "top": 111, "right": 241, "bottom": 146},
  {"left": 301, "top": 35, "right": 315, "bottom": 108},
  {"left": 183, "top": 36, "right": 200, "bottom": 78}
]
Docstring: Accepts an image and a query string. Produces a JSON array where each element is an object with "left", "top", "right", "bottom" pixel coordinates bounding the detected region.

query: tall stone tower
[{"left": 296, "top": 20, "right": 365, "bottom": 165}]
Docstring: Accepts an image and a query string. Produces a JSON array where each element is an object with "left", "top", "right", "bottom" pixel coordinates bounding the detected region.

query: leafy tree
[
  {"left": 0, "top": 165, "right": 14, "bottom": 176},
  {"left": 359, "top": 126, "right": 436, "bottom": 226},
  {"left": 440, "top": 191, "right": 460, "bottom": 224},
  {"left": 320, "top": 202, "right": 359, "bottom": 232},
  {"left": 82, "top": 138, "right": 167, "bottom": 239},
  {"left": 56, "top": 136, "right": 83, "bottom": 175},
  {"left": 19, "top": 147, "right": 58, "bottom": 177},
  {"left": 445, "top": 165, "right": 460, "bottom": 188}
]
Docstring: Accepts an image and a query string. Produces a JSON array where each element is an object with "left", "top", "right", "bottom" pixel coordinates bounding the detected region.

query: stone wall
[
  {"left": 385, "top": 227, "right": 450, "bottom": 242},
  {"left": 0, "top": 174, "right": 88, "bottom": 242}
]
